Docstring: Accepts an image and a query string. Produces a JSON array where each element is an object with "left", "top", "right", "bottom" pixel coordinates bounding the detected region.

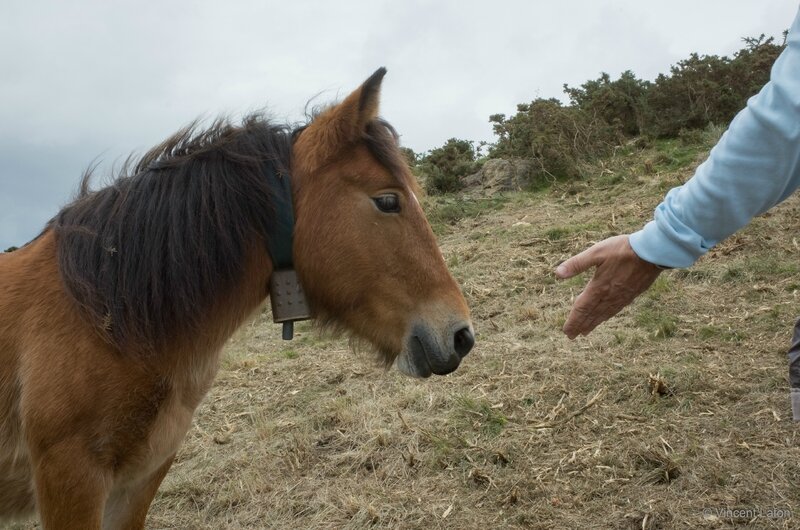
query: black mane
[
  {"left": 52, "top": 114, "right": 294, "bottom": 353},
  {"left": 50, "top": 112, "right": 405, "bottom": 355}
]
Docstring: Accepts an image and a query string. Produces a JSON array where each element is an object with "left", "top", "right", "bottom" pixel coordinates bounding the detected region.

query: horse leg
[
  {"left": 103, "top": 454, "right": 176, "bottom": 530},
  {"left": 33, "top": 439, "right": 110, "bottom": 530}
]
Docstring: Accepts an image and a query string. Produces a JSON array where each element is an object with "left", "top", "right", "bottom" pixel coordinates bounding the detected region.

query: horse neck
[
  {"left": 169, "top": 243, "right": 273, "bottom": 376},
  {"left": 152, "top": 242, "right": 272, "bottom": 408}
]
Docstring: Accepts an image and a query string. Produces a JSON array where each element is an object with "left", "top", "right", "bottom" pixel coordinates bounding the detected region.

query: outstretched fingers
[
  {"left": 556, "top": 235, "right": 662, "bottom": 338},
  {"left": 555, "top": 242, "right": 604, "bottom": 280},
  {"left": 562, "top": 281, "right": 610, "bottom": 339}
]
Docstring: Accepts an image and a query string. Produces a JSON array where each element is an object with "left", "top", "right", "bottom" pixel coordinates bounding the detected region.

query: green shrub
[
  {"left": 399, "top": 146, "right": 418, "bottom": 167},
  {"left": 564, "top": 70, "right": 650, "bottom": 136},
  {"left": 489, "top": 99, "right": 620, "bottom": 181},
  {"left": 419, "top": 138, "right": 478, "bottom": 194},
  {"left": 642, "top": 36, "right": 783, "bottom": 137},
  {"left": 414, "top": 31, "right": 784, "bottom": 192}
]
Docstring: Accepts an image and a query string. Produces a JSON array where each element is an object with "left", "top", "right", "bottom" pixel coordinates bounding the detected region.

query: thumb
[{"left": 555, "top": 243, "right": 604, "bottom": 279}]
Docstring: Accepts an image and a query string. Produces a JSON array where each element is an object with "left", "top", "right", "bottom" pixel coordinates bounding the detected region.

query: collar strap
[
  {"left": 266, "top": 167, "right": 295, "bottom": 269},
  {"left": 264, "top": 163, "right": 311, "bottom": 340}
]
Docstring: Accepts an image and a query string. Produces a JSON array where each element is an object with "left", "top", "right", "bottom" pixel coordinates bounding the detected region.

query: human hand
[{"left": 555, "top": 235, "right": 662, "bottom": 339}]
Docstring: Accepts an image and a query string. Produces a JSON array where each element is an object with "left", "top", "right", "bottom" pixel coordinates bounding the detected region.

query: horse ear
[
  {"left": 355, "top": 67, "right": 386, "bottom": 126},
  {"left": 295, "top": 67, "right": 387, "bottom": 173}
]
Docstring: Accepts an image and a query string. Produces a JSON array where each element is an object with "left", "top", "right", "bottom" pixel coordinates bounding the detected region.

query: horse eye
[{"left": 373, "top": 193, "right": 400, "bottom": 213}]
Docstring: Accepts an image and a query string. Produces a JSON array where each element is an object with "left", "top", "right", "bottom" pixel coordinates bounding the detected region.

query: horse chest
[
  {"left": 122, "top": 352, "right": 221, "bottom": 482},
  {"left": 139, "top": 395, "right": 194, "bottom": 474},
  {"left": 0, "top": 374, "right": 36, "bottom": 517}
]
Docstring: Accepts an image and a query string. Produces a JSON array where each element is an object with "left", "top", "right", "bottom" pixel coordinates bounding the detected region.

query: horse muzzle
[{"left": 397, "top": 321, "right": 475, "bottom": 377}]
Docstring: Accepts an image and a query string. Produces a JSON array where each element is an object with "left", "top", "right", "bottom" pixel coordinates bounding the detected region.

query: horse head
[{"left": 291, "top": 68, "right": 474, "bottom": 377}]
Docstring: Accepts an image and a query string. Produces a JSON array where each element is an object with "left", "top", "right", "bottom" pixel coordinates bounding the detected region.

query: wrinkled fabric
[
  {"left": 629, "top": 9, "right": 800, "bottom": 268},
  {"left": 628, "top": 10, "right": 800, "bottom": 420},
  {"left": 789, "top": 319, "right": 800, "bottom": 420},
  {"left": 790, "top": 319, "right": 800, "bottom": 388}
]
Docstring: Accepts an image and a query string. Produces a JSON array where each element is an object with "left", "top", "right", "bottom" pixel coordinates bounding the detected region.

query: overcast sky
[{"left": 1, "top": 0, "right": 797, "bottom": 249}]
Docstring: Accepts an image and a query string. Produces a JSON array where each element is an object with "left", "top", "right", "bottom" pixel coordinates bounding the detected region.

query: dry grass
[{"left": 8, "top": 142, "right": 800, "bottom": 529}]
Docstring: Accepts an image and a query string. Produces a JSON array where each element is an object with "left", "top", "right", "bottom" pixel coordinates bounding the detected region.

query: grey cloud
[{"left": 1, "top": 0, "right": 796, "bottom": 248}]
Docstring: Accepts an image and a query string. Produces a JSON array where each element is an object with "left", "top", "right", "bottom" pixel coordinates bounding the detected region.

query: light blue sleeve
[{"left": 629, "top": 10, "right": 800, "bottom": 268}]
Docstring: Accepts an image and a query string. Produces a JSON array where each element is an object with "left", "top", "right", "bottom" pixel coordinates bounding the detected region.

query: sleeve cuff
[{"left": 629, "top": 221, "right": 704, "bottom": 269}]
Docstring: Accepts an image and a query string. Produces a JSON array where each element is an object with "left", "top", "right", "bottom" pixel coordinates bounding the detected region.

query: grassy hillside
[
  {"left": 155, "top": 137, "right": 798, "bottom": 529},
  {"left": 10, "top": 135, "right": 799, "bottom": 529}
]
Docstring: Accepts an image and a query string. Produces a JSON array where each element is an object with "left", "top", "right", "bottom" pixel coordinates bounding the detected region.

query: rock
[
  {"left": 462, "top": 158, "right": 536, "bottom": 195},
  {"left": 461, "top": 171, "right": 483, "bottom": 189}
]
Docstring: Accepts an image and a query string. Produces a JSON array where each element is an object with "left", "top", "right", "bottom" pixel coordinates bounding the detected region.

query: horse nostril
[{"left": 453, "top": 327, "right": 475, "bottom": 358}]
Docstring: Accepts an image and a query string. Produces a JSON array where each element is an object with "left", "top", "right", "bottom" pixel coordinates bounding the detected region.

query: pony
[{"left": 0, "top": 68, "right": 474, "bottom": 529}]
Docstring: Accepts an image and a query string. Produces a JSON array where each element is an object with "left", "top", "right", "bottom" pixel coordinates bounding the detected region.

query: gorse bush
[
  {"left": 411, "top": 31, "right": 785, "bottom": 193},
  {"left": 399, "top": 146, "right": 418, "bottom": 167},
  {"left": 419, "top": 138, "right": 479, "bottom": 194},
  {"left": 489, "top": 99, "right": 620, "bottom": 181},
  {"left": 643, "top": 35, "right": 783, "bottom": 137},
  {"left": 564, "top": 70, "right": 649, "bottom": 136}
]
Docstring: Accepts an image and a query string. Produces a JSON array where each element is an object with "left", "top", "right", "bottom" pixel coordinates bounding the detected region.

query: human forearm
[{"left": 631, "top": 11, "right": 800, "bottom": 268}]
